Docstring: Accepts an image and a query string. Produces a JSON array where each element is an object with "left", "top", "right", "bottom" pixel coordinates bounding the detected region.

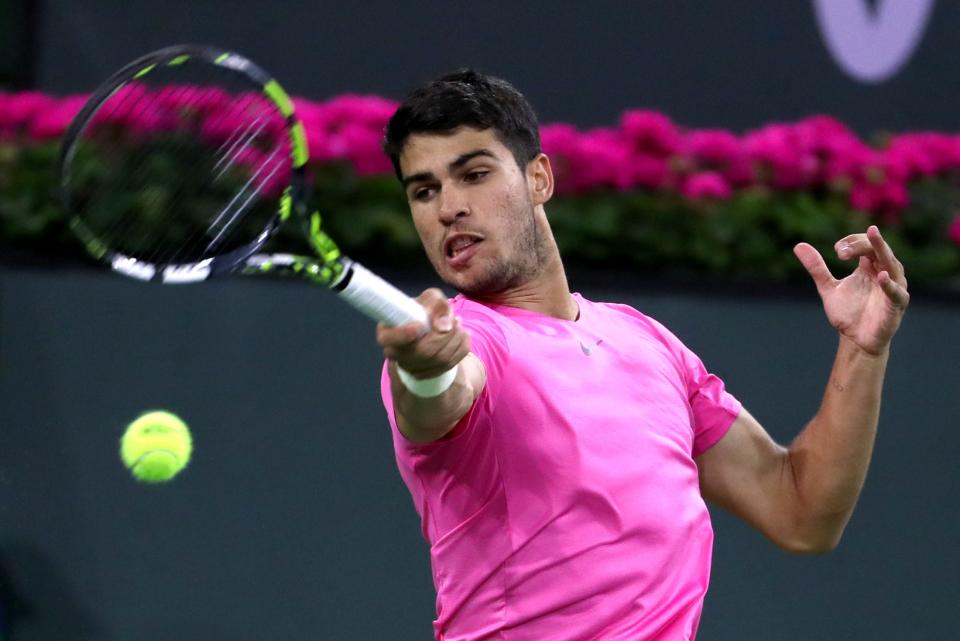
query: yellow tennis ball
[{"left": 120, "top": 410, "right": 193, "bottom": 483}]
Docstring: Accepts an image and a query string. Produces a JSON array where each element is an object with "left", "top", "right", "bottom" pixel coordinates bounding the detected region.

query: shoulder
[
  {"left": 582, "top": 296, "right": 698, "bottom": 366},
  {"left": 450, "top": 294, "right": 511, "bottom": 366},
  {"left": 584, "top": 297, "right": 674, "bottom": 340},
  {"left": 451, "top": 295, "right": 509, "bottom": 338}
]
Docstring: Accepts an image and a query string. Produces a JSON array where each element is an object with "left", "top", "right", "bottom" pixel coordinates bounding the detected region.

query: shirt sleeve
[{"left": 644, "top": 316, "right": 742, "bottom": 457}]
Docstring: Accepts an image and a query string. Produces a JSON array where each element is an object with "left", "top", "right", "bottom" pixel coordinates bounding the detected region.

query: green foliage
[{"left": 2, "top": 139, "right": 959, "bottom": 290}]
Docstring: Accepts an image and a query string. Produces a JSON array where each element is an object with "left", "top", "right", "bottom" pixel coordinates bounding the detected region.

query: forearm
[
  {"left": 390, "top": 356, "right": 482, "bottom": 442},
  {"left": 787, "top": 334, "right": 889, "bottom": 546}
]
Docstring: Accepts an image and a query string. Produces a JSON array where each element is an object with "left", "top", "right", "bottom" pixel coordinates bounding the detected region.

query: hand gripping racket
[{"left": 58, "top": 44, "right": 426, "bottom": 328}]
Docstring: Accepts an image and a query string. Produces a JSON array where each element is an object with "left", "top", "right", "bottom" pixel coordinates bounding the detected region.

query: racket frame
[{"left": 59, "top": 44, "right": 427, "bottom": 327}]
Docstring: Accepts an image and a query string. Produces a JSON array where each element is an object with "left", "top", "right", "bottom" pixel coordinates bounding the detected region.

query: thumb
[
  {"left": 417, "top": 288, "right": 454, "bottom": 332},
  {"left": 794, "top": 243, "right": 836, "bottom": 296}
]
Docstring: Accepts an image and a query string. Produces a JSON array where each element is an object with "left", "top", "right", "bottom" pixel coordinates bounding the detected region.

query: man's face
[{"left": 398, "top": 127, "right": 547, "bottom": 296}]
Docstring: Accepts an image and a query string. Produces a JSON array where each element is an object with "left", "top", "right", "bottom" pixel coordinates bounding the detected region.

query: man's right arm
[{"left": 377, "top": 288, "right": 487, "bottom": 443}]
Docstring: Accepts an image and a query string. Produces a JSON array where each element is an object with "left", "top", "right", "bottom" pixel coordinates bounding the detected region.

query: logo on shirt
[{"left": 580, "top": 338, "right": 604, "bottom": 356}]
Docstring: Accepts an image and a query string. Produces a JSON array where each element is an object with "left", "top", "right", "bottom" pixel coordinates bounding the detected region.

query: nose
[{"left": 438, "top": 186, "right": 469, "bottom": 225}]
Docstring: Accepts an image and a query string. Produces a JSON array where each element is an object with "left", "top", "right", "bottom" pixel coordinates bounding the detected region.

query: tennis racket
[{"left": 58, "top": 43, "right": 426, "bottom": 328}]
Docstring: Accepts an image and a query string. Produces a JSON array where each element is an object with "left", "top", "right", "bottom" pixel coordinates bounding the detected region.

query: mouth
[{"left": 443, "top": 233, "right": 484, "bottom": 268}]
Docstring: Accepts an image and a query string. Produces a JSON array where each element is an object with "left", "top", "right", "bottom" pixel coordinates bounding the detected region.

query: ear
[{"left": 526, "top": 153, "right": 554, "bottom": 206}]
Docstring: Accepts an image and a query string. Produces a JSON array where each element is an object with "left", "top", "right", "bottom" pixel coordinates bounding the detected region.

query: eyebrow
[{"left": 401, "top": 149, "right": 499, "bottom": 189}]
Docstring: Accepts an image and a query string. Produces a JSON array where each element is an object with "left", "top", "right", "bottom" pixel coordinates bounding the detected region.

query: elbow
[
  {"left": 774, "top": 521, "right": 846, "bottom": 555},
  {"left": 777, "top": 534, "right": 841, "bottom": 555}
]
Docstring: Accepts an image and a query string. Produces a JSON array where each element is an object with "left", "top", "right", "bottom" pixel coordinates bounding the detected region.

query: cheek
[
  {"left": 494, "top": 188, "right": 530, "bottom": 233},
  {"left": 410, "top": 211, "right": 436, "bottom": 243}
]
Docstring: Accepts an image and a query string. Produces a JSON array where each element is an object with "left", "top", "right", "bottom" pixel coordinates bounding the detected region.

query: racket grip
[{"left": 335, "top": 262, "right": 428, "bottom": 327}]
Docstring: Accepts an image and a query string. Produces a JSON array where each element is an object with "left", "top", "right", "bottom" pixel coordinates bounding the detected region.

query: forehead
[{"left": 398, "top": 127, "right": 510, "bottom": 176}]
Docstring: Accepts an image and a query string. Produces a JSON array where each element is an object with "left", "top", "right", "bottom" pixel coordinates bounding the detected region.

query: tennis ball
[{"left": 120, "top": 410, "right": 193, "bottom": 483}]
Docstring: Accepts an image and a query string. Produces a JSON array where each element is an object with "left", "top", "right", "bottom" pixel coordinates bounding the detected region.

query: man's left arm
[{"left": 695, "top": 225, "right": 910, "bottom": 553}]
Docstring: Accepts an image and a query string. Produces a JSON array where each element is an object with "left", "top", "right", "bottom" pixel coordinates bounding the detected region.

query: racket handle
[{"left": 335, "top": 262, "right": 428, "bottom": 327}]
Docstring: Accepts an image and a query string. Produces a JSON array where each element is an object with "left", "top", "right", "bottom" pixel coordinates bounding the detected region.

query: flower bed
[{"left": 1, "top": 91, "right": 958, "bottom": 287}]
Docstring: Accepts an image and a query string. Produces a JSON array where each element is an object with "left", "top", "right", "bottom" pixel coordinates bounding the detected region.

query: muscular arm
[
  {"left": 696, "top": 226, "right": 908, "bottom": 553},
  {"left": 696, "top": 336, "right": 888, "bottom": 553}
]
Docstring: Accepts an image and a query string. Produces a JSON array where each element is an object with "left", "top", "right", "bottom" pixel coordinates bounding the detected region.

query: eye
[
  {"left": 464, "top": 170, "right": 489, "bottom": 183},
  {"left": 412, "top": 187, "right": 435, "bottom": 202}
]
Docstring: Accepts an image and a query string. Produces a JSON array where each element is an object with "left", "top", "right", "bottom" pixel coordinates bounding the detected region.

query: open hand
[{"left": 794, "top": 225, "right": 909, "bottom": 355}]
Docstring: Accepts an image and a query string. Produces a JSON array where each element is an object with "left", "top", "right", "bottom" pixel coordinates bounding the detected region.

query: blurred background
[{"left": 1, "top": 1, "right": 958, "bottom": 639}]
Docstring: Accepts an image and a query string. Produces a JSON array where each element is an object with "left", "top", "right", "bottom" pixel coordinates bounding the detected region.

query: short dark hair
[{"left": 383, "top": 69, "right": 541, "bottom": 180}]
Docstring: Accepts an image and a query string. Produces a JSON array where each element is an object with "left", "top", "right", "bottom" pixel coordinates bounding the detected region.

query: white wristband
[{"left": 396, "top": 364, "right": 458, "bottom": 398}]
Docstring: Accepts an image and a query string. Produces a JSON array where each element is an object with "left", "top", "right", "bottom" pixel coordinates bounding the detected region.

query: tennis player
[{"left": 376, "top": 70, "right": 909, "bottom": 641}]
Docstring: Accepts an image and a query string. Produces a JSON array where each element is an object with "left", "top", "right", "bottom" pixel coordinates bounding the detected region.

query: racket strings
[
  {"left": 69, "top": 66, "right": 290, "bottom": 267},
  {"left": 71, "top": 84, "right": 174, "bottom": 255},
  {"left": 203, "top": 144, "right": 285, "bottom": 253},
  {"left": 160, "top": 90, "right": 288, "bottom": 265},
  {"left": 76, "top": 82, "right": 215, "bottom": 257},
  {"left": 155, "top": 93, "right": 289, "bottom": 265}
]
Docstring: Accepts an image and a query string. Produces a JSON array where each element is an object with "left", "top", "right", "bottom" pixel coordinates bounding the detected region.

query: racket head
[{"left": 58, "top": 44, "right": 314, "bottom": 283}]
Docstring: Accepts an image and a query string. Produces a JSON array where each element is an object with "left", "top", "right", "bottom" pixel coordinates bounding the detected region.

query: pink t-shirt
[{"left": 380, "top": 293, "right": 742, "bottom": 641}]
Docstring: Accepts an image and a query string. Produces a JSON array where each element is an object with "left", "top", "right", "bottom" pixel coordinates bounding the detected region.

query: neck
[{"left": 470, "top": 231, "right": 577, "bottom": 321}]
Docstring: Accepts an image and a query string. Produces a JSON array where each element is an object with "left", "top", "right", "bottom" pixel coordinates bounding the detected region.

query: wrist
[
  {"left": 396, "top": 364, "right": 459, "bottom": 398},
  {"left": 837, "top": 334, "right": 890, "bottom": 360}
]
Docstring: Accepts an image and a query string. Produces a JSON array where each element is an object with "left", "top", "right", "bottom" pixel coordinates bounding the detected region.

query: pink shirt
[{"left": 380, "top": 294, "right": 742, "bottom": 641}]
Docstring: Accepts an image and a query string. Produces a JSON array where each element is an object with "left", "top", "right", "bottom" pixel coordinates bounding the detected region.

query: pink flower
[
  {"left": 542, "top": 123, "right": 676, "bottom": 193},
  {"left": 823, "top": 140, "right": 873, "bottom": 184},
  {"left": 230, "top": 146, "right": 290, "bottom": 198},
  {"left": 685, "top": 129, "right": 740, "bottom": 165},
  {"left": 339, "top": 123, "right": 392, "bottom": 176},
  {"left": 156, "top": 85, "right": 230, "bottom": 117},
  {"left": 541, "top": 124, "right": 631, "bottom": 193},
  {"left": 26, "top": 95, "right": 87, "bottom": 140},
  {"left": 849, "top": 179, "right": 908, "bottom": 215},
  {"left": 799, "top": 115, "right": 861, "bottom": 154},
  {"left": 622, "top": 152, "right": 672, "bottom": 190},
  {"left": 292, "top": 97, "right": 327, "bottom": 129},
  {"left": 620, "top": 110, "right": 682, "bottom": 157},
  {"left": 201, "top": 110, "right": 250, "bottom": 145},
  {"left": 580, "top": 128, "right": 635, "bottom": 192},
  {"left": 90, "top": 83, "right": 150, "bottom": 128},
  {"left": 303, "top": 126, "right": 335, "bottom": 164},
  {"left": 540, "top": 123, "right": 579, "bottom": 156},
  {"left": 683, "top": 129, "right": 752, "bottom": 186},
  {"left": 321, "top": 94, "right": 398, "bottom": 131},
  {"left": 885, "top": 133, "right": 960, "bottom": 179},
  {"left": 949, "top": 214, "right": 960, "bottom": 246},
  {"left": 849, "top": 181, "right": 878, "bottom": 212},
  {"left": 681, "top": 171, "right": 732, "bottom": 200},
  {"left": 743, "top": 123, "right": 818, "bottom": 190},
  {"left": 885, "top": 135, "right": 937, "bottom": 178},
  {"left": 0, "top": 91, "right": 56, "bottom": 132},
  {"left": 540, "top": 123, "right": 582, "bottom": 194},
  {"left": 294, "top": 98, "right": 340, "bottom": 164},
  {"left": 201, "top": 100, "right": 285, "bottom": 149}
]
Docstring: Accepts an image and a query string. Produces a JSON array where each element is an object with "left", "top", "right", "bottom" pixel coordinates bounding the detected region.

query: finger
[
  {"left": 429, "top": 320, "right": 472, "bottom": 370},
  {"left": 866, "top": 225, "right": 906, "bottom": 284},
  {"left": 794, "top": 243, "right": 836, "bottom": 295},
  {"left": 376, "top": 320, "right": 423, "bottom": 348},
  {"left": 416, "top": 288, "right": 455, "bottom": 332},
  {"left": 834, "top": 234, "right": 870, "bottom": 260},
  {"left": 878, "top": 271, "right": 911, "bottom": 309},
  {"left": 395, "top": 321, "right": 470, "bottom": 376}
]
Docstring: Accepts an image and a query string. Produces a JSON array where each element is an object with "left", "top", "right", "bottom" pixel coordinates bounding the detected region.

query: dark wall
[
  {"left": 1, "top": 266, "right": 957, "bottom": 640},
  {"left": 32, "top": 0, "right": 960, "bottom": 133},
  {"left": 0, "top": 0, "right": 36, "bottom": 88}
]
